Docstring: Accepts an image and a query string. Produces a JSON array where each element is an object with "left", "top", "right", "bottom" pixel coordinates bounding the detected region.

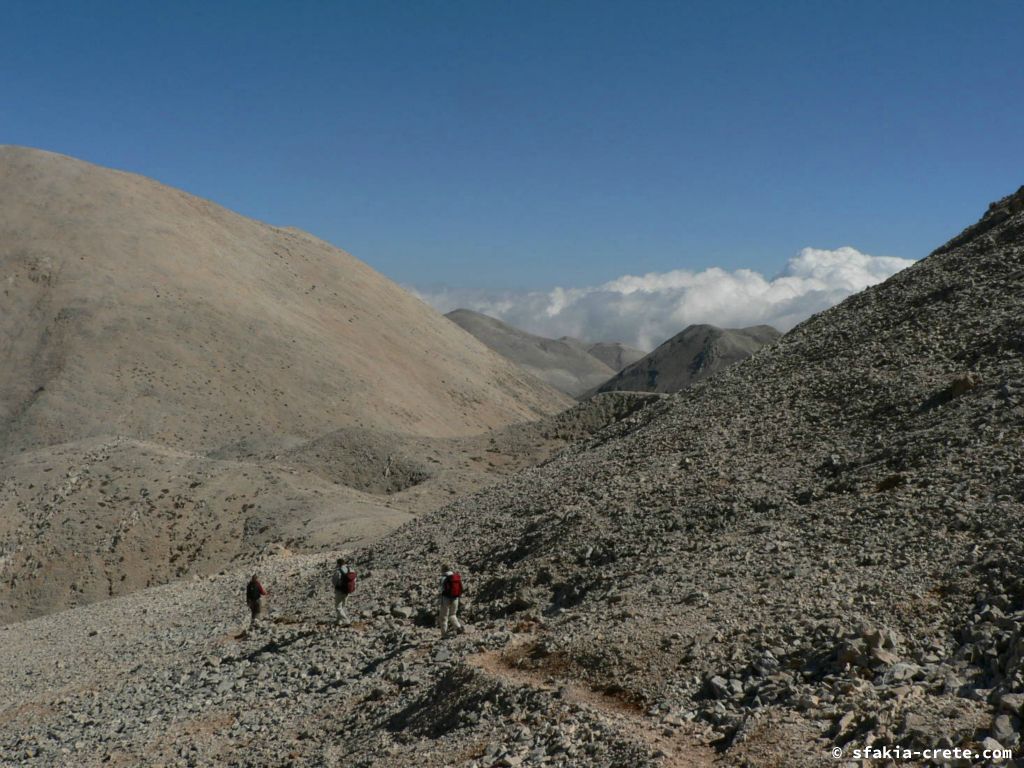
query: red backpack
[
  {"left": 335, "top": 569, "right": 357, "bottom": 594},
  {"left": 443, "top": 572, "right": 463, "bottom": 598}
]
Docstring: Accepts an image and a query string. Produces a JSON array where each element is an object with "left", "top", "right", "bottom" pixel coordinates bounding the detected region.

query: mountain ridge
[
  {"left": 0, "top": 145, "right": 572, "bottom": 456},
  {"left": 445, "top": 308, "right": 639, "bottom": 397}
]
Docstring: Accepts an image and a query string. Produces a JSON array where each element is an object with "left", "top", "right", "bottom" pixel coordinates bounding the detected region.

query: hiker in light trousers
[
  {"left": 438, "top": 566, "right": 464, "bottom": 635},
  {"left": 332, "top": 559, "right": 356, "bottom": 625}
]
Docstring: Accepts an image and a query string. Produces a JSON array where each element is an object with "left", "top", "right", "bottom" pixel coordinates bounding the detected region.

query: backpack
[
  {"left": 335, "top": 569, "right": 357, "bottom": 594},
  {"left": 443, "top": 572, "right": 463, "bottom": 599}
]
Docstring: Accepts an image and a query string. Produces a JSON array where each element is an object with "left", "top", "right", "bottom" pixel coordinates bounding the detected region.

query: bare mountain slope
[
  {"left": 0, "top": 147, "right": 572, "bottom": 621},
  {"left": 0, "top": 147, "right": 571, "bottom": 457},
  {"left": 592, "top": 323, "right": 780, "bottom": 394},
  {"left": 446, "top": 308, "right": 628, "bottom": 397}
]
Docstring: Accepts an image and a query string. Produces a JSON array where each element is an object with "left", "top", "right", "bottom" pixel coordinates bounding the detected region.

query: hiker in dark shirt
[{"left": 246, "top": 573, "right": 267, "bottom": 629}]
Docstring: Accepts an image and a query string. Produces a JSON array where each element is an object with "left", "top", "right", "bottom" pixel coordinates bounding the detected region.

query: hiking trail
[{"left": 468, "top": 639, "right": 719, "bottom": 767}]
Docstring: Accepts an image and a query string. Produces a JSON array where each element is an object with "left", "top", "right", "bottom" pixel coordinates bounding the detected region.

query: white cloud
[{"left": 413, "top": 247, "right": 915, "bottom": 351}]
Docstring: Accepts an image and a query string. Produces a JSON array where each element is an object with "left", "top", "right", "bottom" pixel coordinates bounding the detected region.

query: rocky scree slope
[
  {"left": 2, "top": 187, "right": 1023, "bottom": 767},
  {"left": 0, "top": 394, "right": 672, "bottom": 766},
  {"left": 374, "top": 186, "right": 1024, "bottom": 763},
  {"left": 592, "top": 324, "right": 780, "bottom": 395},
  {"left": 0, "top": 550, "right": 686, "bottom": 768}
]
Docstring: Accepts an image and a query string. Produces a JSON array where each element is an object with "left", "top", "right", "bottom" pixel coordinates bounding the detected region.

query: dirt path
[{"left": 468, "top": 642, "right": 719, "bottom": 768}]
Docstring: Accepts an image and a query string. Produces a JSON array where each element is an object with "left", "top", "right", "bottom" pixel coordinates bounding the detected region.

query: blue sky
[{"left": 2, "top": 0, "right": 1022, "bottom": 305}]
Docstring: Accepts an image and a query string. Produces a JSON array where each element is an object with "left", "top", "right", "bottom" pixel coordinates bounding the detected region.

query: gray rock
[
  {"left": 999, "top": 693, "right": 1024, "bottom": 715},
  {"left": 992, "top": 714, "right": 1019, "bottom": 745},
  {"left": 709, "top": 676, "right": 731, "bottom": 700}
]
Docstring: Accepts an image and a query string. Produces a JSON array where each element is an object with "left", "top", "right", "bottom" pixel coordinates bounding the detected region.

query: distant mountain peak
[
  {"left": 591, "top": 324, "right": 780, "bottom": 395},
  {"left": 446, "top": 309, "right": 642, "bottom": 397}
]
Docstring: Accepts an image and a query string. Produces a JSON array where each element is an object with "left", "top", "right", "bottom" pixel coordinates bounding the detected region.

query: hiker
[
  {"left": 331, "top": 559, "right": 356, "bottom": 625},
  {"left": 246, "top": 573, "right": 267, "bottom": 629},
  {"left": 438, "top": 566, "right": 464, "bottom": 635}
]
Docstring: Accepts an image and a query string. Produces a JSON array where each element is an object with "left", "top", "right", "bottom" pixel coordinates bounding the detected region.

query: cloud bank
[{"left": 415, "top": 247, "right": 915, "bottom": 351}]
